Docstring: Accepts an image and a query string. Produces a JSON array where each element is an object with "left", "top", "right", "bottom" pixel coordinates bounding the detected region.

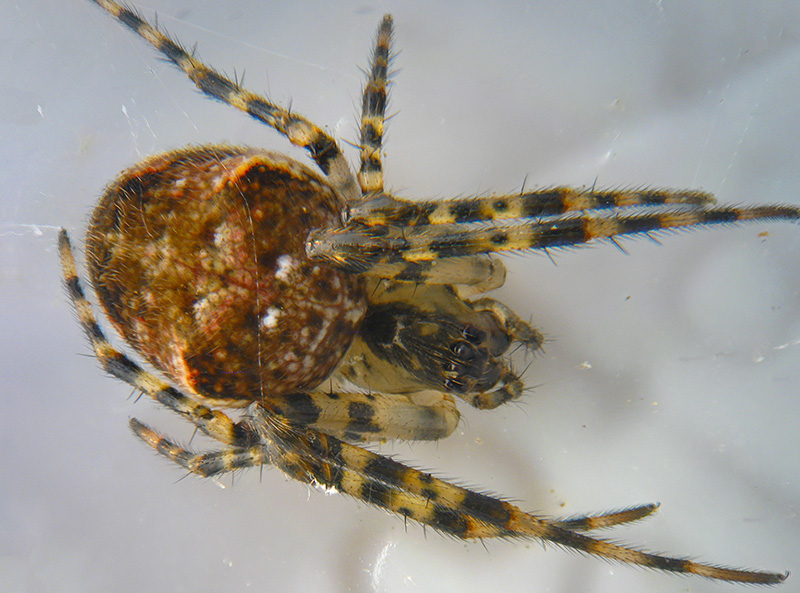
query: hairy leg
[
  {"left": 349, "top": 187, "right": 715, "bottom": 226},
  {"left": 358, "top": 15, "right": 393, "bottom": 196},
  {"left": 310, "top": 204, "right": 800, "bottom": 269},
  {"left": 131, "top": 413, "right": 785, "bottom": 585},
  {"left": 88, "top": 0, "right": 360, "bottom": 201}
]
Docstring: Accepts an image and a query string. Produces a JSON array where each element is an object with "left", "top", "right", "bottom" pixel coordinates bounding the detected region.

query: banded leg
[
  {"left": 59, "top": 230, "right": 254, "bottom": 447},
  {"left": 348, "top": 187, "right": 716, "bottom": 226},
  {"left": 550, "top": 503, "right": 660, "bottom": 532},
  {"left": 358, "top": 15, "right": 393, "bottom": 196},
  {"left": 131, "top": 418, "right": 268, "bottom": 476},
  {"left": 269, "top": 389, "right": 460, "bottom": 441},
  {"left": 308, "top": 204, "right": 800, "bottom": 269},
  {"left": 132, "top": 417, "right": 658, "bottom": 532},
  {"left": 357, "top": 255, "right": 507, "bottom": 287},
  {"left": 246, "top": 409, "right": 785, "bottom": 585},
  {"left": 88, "top": 0, "right": 360, "bottom": 201}
]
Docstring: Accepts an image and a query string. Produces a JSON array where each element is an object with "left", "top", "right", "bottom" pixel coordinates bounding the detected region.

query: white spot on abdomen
[
  {"left": 260, "top": 306, "right": 282, "bottom": 330},
  {"left": 275, "top": 255, "right": 295, "bottom": 281}
]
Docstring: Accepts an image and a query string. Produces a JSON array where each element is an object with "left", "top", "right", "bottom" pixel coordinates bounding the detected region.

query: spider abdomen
[{"left": 86, "top": 146, "right": 366, "bottom": 404}]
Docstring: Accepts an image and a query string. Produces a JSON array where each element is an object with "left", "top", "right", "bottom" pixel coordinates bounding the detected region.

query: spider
[{"left": 60, "top": 0, "right": 796, "bottom": 584}]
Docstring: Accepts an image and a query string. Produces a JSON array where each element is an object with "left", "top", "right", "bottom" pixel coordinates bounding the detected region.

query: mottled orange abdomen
[{"left": 86, "top": 146, "right": 366, "bottom": 405}]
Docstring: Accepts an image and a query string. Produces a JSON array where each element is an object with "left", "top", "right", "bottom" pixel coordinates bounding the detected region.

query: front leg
[{"left": 308, "top": 204, "right": 800, "bottom": 267}]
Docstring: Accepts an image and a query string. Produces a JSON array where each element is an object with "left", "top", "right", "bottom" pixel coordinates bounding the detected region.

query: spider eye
[
  {"left": 462, "top": 325, "right": 485, "bottom": 344},
  {"left": 451, "top": 340, "right": 478, "bottom": 361},
  {"left": 444, "top": 361, "right": 467, "bottom": 374},
  {"left": 443, "top": 377, "right": 467, "bottom": 393}
]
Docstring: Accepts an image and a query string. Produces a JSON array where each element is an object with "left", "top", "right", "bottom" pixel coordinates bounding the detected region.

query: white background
[{"left": 2, "top": 2, "right": 799, "bottom": 592}]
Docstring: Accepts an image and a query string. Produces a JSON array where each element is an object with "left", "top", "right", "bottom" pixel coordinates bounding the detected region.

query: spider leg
[
  {"left": 244, "top": 408, "right": 784, "bottom": 584},
  {"left": 59, "top": 230, "right": 255, "bottom": 447},
  {"left": 131, "top": 418, "right": 268, "bottom": 476},
  {"left": 133, "top": 417, "right": 659, "bottom": 533},
  {"left": 549, "top": 503, "right": 660, "bottom": 532},
  {"left": 349, "top": 187, "right": 716, "bottom": 226},
  {"left": 268, "top": 389, "right": 460, "bottom": 441},
  {"left": 358, "top": 15, "right": 393, "bottom": 196},
  {"left": 357, "top": 254, "right": 507, "bottom": 286},
  {"left": 309, "top": 204, "right": 800, "bottom": 269},
  {"left": 130, "top": 409, "right": 784, "bottom": 582},
  {"left": 88, "top": 0, "right": 360, "bottom": 202}
]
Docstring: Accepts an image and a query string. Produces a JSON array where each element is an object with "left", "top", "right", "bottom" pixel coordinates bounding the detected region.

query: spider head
[{"left": 360, "top": 297, "right": 512, "bottom": 398}]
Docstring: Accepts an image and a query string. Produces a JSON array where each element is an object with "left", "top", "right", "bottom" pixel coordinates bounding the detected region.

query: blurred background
[{"left": 2, "top": 2, "right": 799, "bottom": 592}]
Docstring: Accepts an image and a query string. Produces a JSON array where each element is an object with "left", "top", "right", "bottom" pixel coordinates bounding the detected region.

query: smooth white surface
[{"left": 2, "top": 2, "right": 799, "bottom": 592}]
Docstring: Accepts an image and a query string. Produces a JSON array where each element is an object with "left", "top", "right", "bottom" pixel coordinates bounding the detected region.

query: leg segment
[
  {"left": 309, "top": 204, "right": 800, "bottom": 269},
  {"left": 358, "top": 15, "right": 393, "bottom": 195},
  {"left": 131, "top": 418, "right": 268, "bottom": 476},
  {"left": 355, "top": 253, "right": 506, "bottom": 287},
  {"left": 550, "top": 504, "right": 660, "bottom": 532},
  {"left": 88, "top": 0, "right": 360, "bottom": 201},
  {"left": 59, "top": 230, "right": 254, "bottom": 447},
  {"left": 268, "top": 390, "right": 460, "bottom": 441},
  {"left": 348, "top": 187, "right": 716, "bottom": 226}
]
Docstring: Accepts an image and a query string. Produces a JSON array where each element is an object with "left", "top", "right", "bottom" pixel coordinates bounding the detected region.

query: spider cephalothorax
[{"left": 60, "top": 0, "right": 795, "bottom": 584}]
